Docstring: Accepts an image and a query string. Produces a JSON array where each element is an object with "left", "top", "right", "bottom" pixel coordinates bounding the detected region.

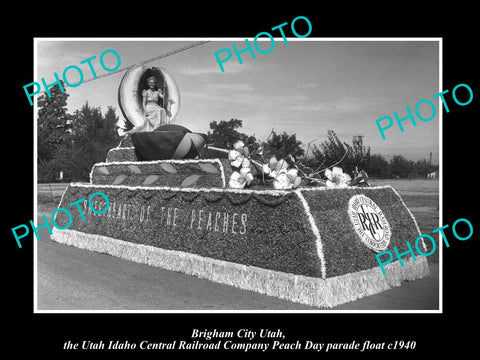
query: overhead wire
[
  {"left": 34, "top": 40, "right": 210, "bottom": 95},
  {"left": 80, "top": 40, "right": 210, "bottom": 85}
]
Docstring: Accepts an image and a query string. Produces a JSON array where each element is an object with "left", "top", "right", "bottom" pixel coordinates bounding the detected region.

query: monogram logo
[{"left": 348, "top": 195, "right": 391, "bottom": 252}]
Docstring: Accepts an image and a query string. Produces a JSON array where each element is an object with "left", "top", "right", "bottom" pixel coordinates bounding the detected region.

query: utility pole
[{"left": 429, "top": 152, "right": 432, "bottom": 165}]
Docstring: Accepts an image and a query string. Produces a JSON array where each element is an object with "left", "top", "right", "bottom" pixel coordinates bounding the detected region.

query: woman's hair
[{"left": 147, "top": 76, "right": 158, "bottom": 85}]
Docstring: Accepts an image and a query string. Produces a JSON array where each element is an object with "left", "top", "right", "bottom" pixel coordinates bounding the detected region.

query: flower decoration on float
[
  {"left": 228, "top": 167, "right": 255, "bottom": 189},
  {"left": 226, "top": 140, "right": 302, "bottom": 190},
  {"left": 324, "top": 166, "right": 352, "bottom": 189},
  {"left": 262, "top": 156, "right": 301, "bottom": 190},
  {"left": 228, "top": 140, "right": 250, "bottom": 168},
  {"left": 222, "top": 140, "right": 369, "bottom": 190},
  {"left": 227, "top": 140, "right": 255, "bottom": 189}
]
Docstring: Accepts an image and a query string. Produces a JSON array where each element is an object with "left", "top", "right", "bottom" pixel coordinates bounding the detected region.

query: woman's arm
[{"left": 142, "top": 90, "right": 147, "bottom": 114}]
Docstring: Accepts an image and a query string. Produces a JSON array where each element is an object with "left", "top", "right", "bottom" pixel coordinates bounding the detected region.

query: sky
[{"left": 35, "top": 38, "right": 440, "bottom": 163}]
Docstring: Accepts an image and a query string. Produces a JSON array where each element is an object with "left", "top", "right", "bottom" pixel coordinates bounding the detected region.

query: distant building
[{"left": 427, "top": 170, "right": 439, "bottom": 179}]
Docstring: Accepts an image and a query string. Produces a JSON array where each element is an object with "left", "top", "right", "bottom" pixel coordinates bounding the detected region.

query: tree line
[
  {"left": 37, "top": 82, "right": 121, "bottom": 182},
  {"left": 206, "top": 119, "right": 439, "bottom": 180},
  {"left": 37, "top": 84, "right": 438, "bottom": 182}
]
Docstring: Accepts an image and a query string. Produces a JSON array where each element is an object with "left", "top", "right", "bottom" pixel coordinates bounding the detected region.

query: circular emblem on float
[{"left": 348, "top": 194, "right": 391, "bottom": 252}]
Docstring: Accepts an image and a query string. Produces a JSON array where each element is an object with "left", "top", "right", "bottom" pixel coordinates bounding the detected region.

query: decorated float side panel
[
  {"left": 53, "top": 185, "right": 324, "bottom": 277},
  {"left": 90, "top": 159, "right": 229, "bottom": 188},
  {"left": 300, "top": 187, "right": 424, "bottom": 278}
]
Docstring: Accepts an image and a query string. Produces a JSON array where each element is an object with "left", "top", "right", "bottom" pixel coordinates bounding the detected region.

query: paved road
[
  {"left": 36, "top": 220, "right": 439, "bottom": 311},
  {"left": 37, "top": 183, "right": 69, "bottom": 196}
]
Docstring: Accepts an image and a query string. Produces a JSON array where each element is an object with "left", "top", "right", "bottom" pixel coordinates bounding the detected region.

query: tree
[
  {"left": 54, "top": 102, "right": 121, "bottom": 181},
  {"left": 309, "top": 130, "right": 372, "bottom": 176},
  {"left": 37, "top": 81, "right": 72, "bottom": 181},
  {"left": 309, "top": 144, "right": 326, "bottom": 169},
  {"left": 320, "top": 130, "right": 346, "bottom": 163},
  {"left": 365, "top": 154, "right": 389, "bottom": 178},
  {"left": 99, "top": 106, "right": 121, "bottom": 147},
  {"left": 263, "top": 130, "right": 305, "bottom": 160},
  {"left": 207, "top": 119, "right": 257, "bottom": 149},
  {"left": 415, "top": 158, "right": 438, "bottom": 177},
  {"left": 351, "top": 135, "right": 371, "bottom": 171},
  {"left": 389, "top": 155, "right": 415, "bottom": 178},
  {"left": 310, "top": 130, "right": 351, "bottom": 174}
]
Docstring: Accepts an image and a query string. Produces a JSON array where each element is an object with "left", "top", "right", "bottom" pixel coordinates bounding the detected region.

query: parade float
[{"left": 51, "top": 65, "right": 429, "bottom": 308}]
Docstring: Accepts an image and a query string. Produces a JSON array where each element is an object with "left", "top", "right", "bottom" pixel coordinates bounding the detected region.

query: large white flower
[
  {"left": 228, "top": 149, "right": 244, "bottom": 168},
  {"left": 286, "top": 168, "right": 302, "bottom": 187},
  {"left": 241, "top": 157, "right": 251, "bottom": 169},
  {"left": 228, "top": 167, "right": 254, "bottom": 189},
  {"left": 273, "top": 168, "right": 302, "bottom": 190},
  {"left": 233, "top": 140, "right": 245, "bottom": 152},
  {"left": 263, "top": 157, "right": 289, "bottom": 178},
  {"left": 325, "top": 166, "right": 351, "bottom": 188},
  {"left": 229, "top": 141, "right": 252, "bottom": 169}
]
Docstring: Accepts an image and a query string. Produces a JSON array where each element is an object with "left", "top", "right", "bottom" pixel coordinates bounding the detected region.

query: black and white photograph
[
  {"left": 6, "top": 7, "right": 478, "bottom": 357},
  {"left": 34, "top": 38, "right": 441, "bottom": 312}
]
